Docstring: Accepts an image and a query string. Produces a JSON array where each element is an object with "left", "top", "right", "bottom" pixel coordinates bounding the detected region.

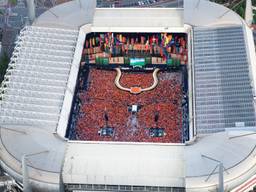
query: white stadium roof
[
  {"left": 0, "top": 26, "right": 78, "bottom": 131},
  {"left": 34, "top": 0, "right": 242, "bottom": 30},
  {"left": 0, "top": 26, "right": 79, "bottom": 191},
  {"left": 62, "top": 143, "right": 185, "bottom": 187},
  {"left": 0, "top": 0, "right": 256, "bottom": 192}
]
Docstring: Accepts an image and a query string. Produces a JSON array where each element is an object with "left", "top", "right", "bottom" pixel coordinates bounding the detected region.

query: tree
[
  {"left": 8, "top": 0, "right": 17, "bottom": 7},
  {"left": 211, "top": 0, "right": 256, "bottom": 23},
  {"left": 0, "top": 52, "right": 10, "bottom": 83}
]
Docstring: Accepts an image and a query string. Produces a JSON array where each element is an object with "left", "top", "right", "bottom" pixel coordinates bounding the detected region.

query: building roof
[
  {"left": 184, "top": 0, "right": 242, "bottom": 27},
  {"left": 33, "top": 0, "right": 96, "bottom": 29},
  {"left": 193, "top": 26, "right": 256, "bottom": 133},
  {"left": 0, "top": 1, "right": 255, "bottom": 192},
  {"left": 186, "top": 131, "right": 256, "bottom": 191},
  {"left": 63, "top": 142, "right": 185, "bottom": 187},
  {"left": 34, "top": 0, "right": 243, "bottom": 29},
  {"left": 0, "top": 26, "right": 78, "bottom": 132},
  {"left": 0, "top": 26, "right": 79, "bottom": 191}
]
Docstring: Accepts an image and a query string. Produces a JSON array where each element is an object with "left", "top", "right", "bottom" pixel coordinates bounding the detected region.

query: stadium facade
[{"left": 0, "top": 0, "right": 256, "bottom": 191}]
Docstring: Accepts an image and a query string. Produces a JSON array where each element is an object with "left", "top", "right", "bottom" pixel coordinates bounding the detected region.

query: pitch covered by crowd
[{"left": 73, "top": 68, "right": 183, "bottom": 143}]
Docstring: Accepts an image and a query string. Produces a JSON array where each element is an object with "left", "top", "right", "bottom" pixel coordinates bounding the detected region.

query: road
[
  {"left": 98, "top": 0, "right": 183, "bottom": 8},
  {"left": 153, "top": 0, "right": 183, "bottom": 7}
]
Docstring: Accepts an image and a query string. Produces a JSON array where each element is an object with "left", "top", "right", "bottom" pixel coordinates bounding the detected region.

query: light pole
[
  {"left": 246, "top": 0, "right": 253, "bottom": 26},
  {"left": 201, "top": 154, "right": 229, "bottom": 192},
  {"left": 22, "top": 151, "right": 49, "bottom": 192}
]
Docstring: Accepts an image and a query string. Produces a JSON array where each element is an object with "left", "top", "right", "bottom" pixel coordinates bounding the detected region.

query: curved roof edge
[
  {"left": 0, "top": 126, "right": 66, "bottom": 192},
  {"left": 34, "top": 0, "right": 244, "bottom": 29},
  {"left": 184, "top": 0, "right": 243, "bottom": 27},
  {"left": 0, "top": 1, "right": 255, "bottom": 192},
  {"left": 185, "top": 131, "right": 256, "bottom": 192},
  {"left": 33, "top": 0, "right": 96, "bottom": 29}
]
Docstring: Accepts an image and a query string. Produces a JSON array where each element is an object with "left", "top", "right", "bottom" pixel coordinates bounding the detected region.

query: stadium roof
[
  {"left": 0, "top": 26, "right": 78, "bottom": 132},
  {"left": 34, "top": 0, "right": 242, "bottom": 29},
  {"left": 184, "top": 0, "right": 242, "bottom": 26},
  {"left": 0, "top": 0, "right": 256, "bottom": 192},
  {"left": 62, "top": 142, "right": 185, "bottom": 187},
  {"left": 186, "top": 131, "right": 256, "bottom": 191},
  {"left": 0, "top": 25, "right": 79, "bottom": 191},
  {"left": 33, "top": 0, "right": 96, "bottom": 29}
]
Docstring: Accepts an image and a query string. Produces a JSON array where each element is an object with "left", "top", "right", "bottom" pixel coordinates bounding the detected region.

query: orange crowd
[{"left": 74, "top": 68, "right": 183, "bottom": 143}]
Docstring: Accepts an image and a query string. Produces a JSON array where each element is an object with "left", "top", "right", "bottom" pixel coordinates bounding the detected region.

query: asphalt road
[
  {"left": 154, "top": 0, "right": 183, "bottom": 7},
  {"left": 98, "top": 0, "right": 183, "bottom": 8}
]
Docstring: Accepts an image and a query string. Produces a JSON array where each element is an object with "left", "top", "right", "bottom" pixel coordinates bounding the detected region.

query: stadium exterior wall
[{"left": 0, "top": 1, "right": 255, "bottom": 192}]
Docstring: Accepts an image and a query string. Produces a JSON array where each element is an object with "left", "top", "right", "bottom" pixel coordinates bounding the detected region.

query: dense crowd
[
  {"left": 74, "top": 68, "right": 183, "bottom": 143},
  {"left": 83, "top": 32, "right": 188, "bottom": 64}
]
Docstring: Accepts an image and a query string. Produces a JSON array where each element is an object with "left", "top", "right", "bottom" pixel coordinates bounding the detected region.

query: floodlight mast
[
  {"left": 201, "top": 155, "right": 226, "bottom": 192},
  {"left": 22, "top": 151, "right": 49, "bottom": 192},
  {"left": 22, "top": 155, "right": 31, "bottom": 192},
  {"left": 246, "top": 0, "right": 253, "bottom": 26},
  {"left": 218, "top": 162, "right": 224, "bottom": 192},
  {"left": 26, "top": 0, "right": 35, "bottom": 23}
]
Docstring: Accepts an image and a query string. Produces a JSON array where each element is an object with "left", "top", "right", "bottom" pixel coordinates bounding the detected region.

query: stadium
[{"left": 0, "top": 0, "right": 256, "bottom": 191}]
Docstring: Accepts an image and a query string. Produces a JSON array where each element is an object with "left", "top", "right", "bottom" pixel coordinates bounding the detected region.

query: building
[{"left": 0, "top": 0, "right": 256, "bottom": 191}]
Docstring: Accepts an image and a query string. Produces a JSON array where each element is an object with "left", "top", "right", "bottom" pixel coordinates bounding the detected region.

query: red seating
[{"left": 75, "top": 69, "right": 183, "bottom": 143}]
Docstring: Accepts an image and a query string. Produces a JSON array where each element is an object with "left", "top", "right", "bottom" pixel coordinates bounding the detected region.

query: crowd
[
  {"left": 74, "top": 68, "right": 183, "bottom": 143},
  {"left": 83, "top": 32, "right": 188, "bottom": 65}
]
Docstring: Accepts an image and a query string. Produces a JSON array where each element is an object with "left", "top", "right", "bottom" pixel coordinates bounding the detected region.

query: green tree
[
  {"left": 234, "top": 3, "right": 245, "bottom": 18},
  {"left": 0, "top": 52, "right": 10, "bottom": 84},
  {"left": 8, "top": 0, "right": 17, "bottom": 6},
  {"left": 211, "top": 0, "right": 256, "bottom": 23}
]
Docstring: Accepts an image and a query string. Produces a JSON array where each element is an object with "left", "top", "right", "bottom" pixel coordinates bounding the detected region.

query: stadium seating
[
  {"left": 83, "top": 32, "right": 188, "bottom": 65},
  {"left": 194, "top": 26, "right": 256, "bottom": 133}
]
